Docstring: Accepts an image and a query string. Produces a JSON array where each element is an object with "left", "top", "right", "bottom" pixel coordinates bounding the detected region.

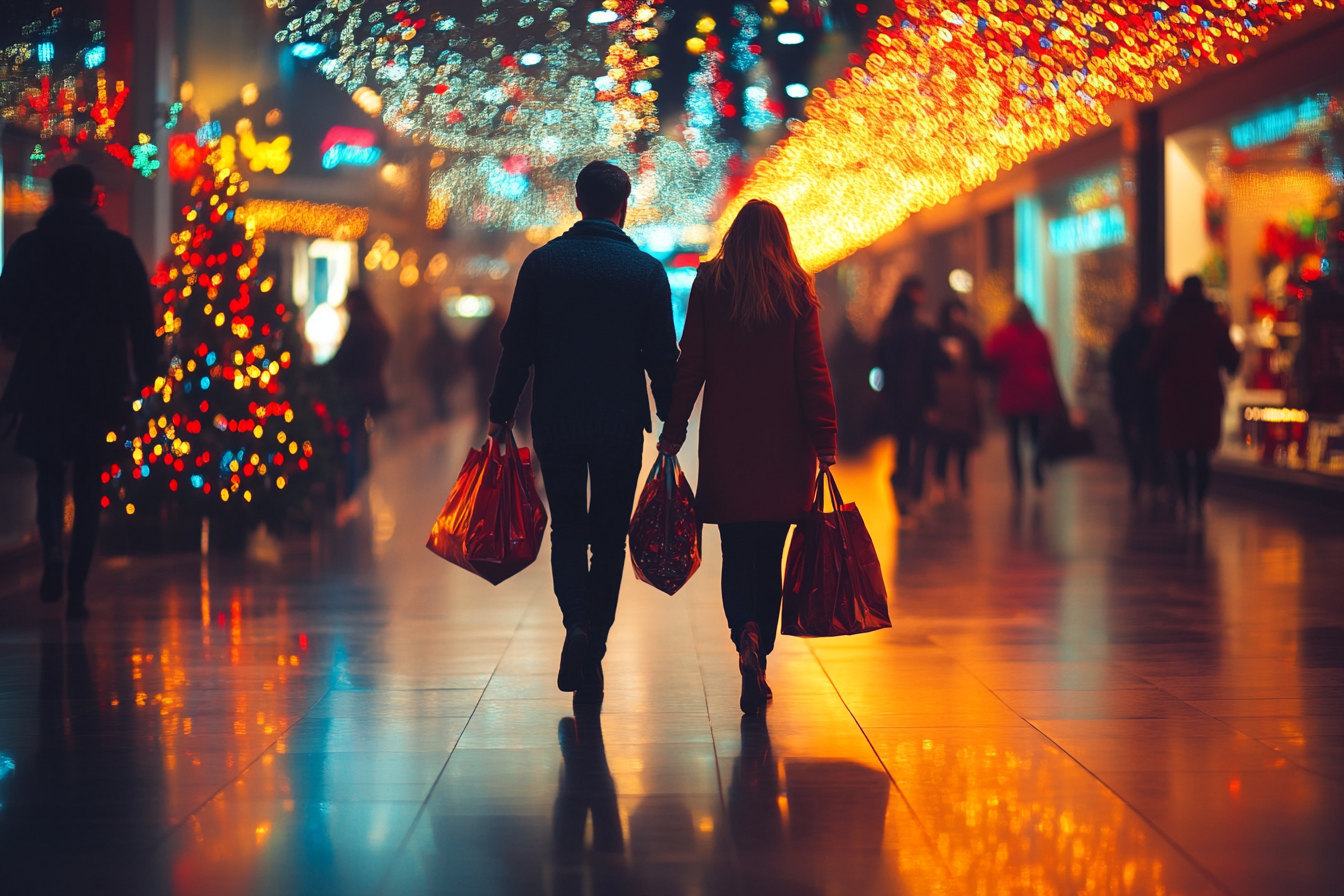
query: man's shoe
[
  {"left": 573, "top": 661, "right": 604, "bottom": 706},
  {"left": 739, "top": 623, "right": 766, "bottom": 715},
  {"left": 65, "top": 582, "right": 89, "bottom": 620},
  {"left": 557, "top": 627, "right": 589, "bottom": 693},
  {"left": 40, "top": 563, "right": 63, "bottom": 604}
]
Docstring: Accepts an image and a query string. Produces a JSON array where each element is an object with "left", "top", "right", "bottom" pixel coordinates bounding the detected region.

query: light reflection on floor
[{"left": 0, "top": 421, "right": 1341, "bottom": 895}]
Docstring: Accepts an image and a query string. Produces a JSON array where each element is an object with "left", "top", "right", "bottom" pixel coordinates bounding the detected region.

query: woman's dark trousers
[
  {"left": 1172, "top": 450, "right": 1211, "bottom": 511},
  {"left": 36, "top": 455, "right": 102, "bottom": 594},
  {"left": 719, "top": 522, "right": 792, "bottom": 659},
  {"left": 1005, "top": 414, "right": 1042, "bottom": 488},
  {"left": 892, "top": 424, "right": 929, "bottom": 500},
  {"left": 534, "top": 436, "right": 644, "bottom": 664}
]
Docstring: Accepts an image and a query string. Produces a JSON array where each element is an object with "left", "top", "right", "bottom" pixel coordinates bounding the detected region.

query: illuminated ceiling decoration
[
  {"left": 720, "top": 0, "right": 1340, "bottom": 272},
  {"left": 237, "top": 200, "right": 370, "bottom": 240},
  {"left": 0, "top": 9, "right": 135, "bottom": 169},
  {"left": 593, "top": 1, "right": 664, "bottom": 145}
]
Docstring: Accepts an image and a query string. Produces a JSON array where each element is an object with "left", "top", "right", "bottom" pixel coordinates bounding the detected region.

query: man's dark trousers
[{"left": 535, "top": 434, "right": 644, "bottom": 663}]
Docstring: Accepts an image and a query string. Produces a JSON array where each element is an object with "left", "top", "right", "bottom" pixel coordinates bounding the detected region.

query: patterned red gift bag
[
  {"left": 781, "top": 469, "right": 891, "bottom": 637},
  {"left": 629, "top": 452, "right": 701, "bottom": 595},
  {"left": 425, "top": 428, "right": 547, "bottom": 585}
]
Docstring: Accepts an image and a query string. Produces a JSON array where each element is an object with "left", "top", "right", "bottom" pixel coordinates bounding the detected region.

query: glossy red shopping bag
[
  {"left": 629, "top": 452, "right": 701, "bottom": 595},
  {"left": 425, "top": 428, "right": 547, "bottom": 585},
  {"left": 781, "top": 469, "right": 891, "bottom": 637}
]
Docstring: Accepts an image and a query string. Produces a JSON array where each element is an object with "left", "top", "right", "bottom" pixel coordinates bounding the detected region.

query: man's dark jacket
[
  {"left": 489, "top": 219, "right": 678, "bottom": 442},
  {"left": 876, "top": 307, "right": 951, "bottom": 431},
  {"left": 0, "top": 203, "right": 157, "bottom": 459}
]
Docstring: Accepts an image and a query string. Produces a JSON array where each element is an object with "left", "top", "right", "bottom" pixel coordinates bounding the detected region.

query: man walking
[
  {"left": 487, "top": 160, "right": 678, "bottom": 705},
  {"left": 0, "top": 164, "right": 158, "bottom": 618}
]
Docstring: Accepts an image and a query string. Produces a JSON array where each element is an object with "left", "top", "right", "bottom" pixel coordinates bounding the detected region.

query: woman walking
[
  {"left": 1142, "top": 276, "right": 1240, "bottom": 522},
  {"left": 930, "top": 297, "right": 985, "bottom": 496},
  {"left": 659, "top": 200, "right": 837, "bottom": 715},
  {"left": 984, "top": 301, "right": 1062, "bottom": 491}
]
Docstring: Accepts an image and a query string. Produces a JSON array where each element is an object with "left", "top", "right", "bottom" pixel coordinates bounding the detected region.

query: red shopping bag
[
  {"left": 781, "top": 469, "right": 891, "bottom": 637},
  {"left": 425, "top": 428, "right": 547, "bottom": 585},
  {"left": 629, "top": 452, "right": 701, "bottom": 595}
]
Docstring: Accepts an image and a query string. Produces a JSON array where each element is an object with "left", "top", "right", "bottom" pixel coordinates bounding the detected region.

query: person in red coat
[
  {"left": 984, "top": 301, "right": 1063, "bottom": 491},
  {"left": 1142, "top": 276, "right": 1240, "bottom": 520},
  {"left": 659, "top": 199, "right": 837, "bottom": 715}
]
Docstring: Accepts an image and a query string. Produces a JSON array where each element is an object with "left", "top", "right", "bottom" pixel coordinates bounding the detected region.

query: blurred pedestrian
[
  {"left": 330, "top": 286, "right": 390, "bottom": 518},
  {"left": 876, "top": 276, "right": 949, "bottom": 511},
  {"left": 1109, "top": 296, "right": 1165, "bottom": 498},
  {"left": 985, "top": 300, "right": 1062, "bottom": 492},
  {"left": 930, "top": 297, "right": 984, "bottom": 496},
  {"left": 416, "top": 306, "right": 461, "bottom": 422},
  {"left": 659, "top": 199, "right": 837, "bottom": 715},
  {"left": 488, "top": 161, "right": 679, "bottom": 706},
  {"left": 1142, "top": 276, "right": 1240, "bottom": 522},
  {"left": 0, "top": 164, "right": 157, "bottom": 617}
]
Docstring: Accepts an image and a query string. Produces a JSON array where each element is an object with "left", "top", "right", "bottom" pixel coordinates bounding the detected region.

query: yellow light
[
  {"left": 686, "top": 37, "right": 706, "bottom": 54},
  {"left": 351, "top": 86, "right": 382, "bottom": 116},
  {"left": 769, "top": 0, "right": 789, "bottom": 13},
  {"left": 106, "top": 431, "right": 117, "bottom": 443},
  {"left": 237, "top": 200, "right": 369, "bottom": 239},
  {"left": 126, "top": 504, "right": 136, "bottom": 515},
  {"left": 399, "top": 266, "right": 420, "bottom": 287},
  {"left": 277, "top": 476, "right": 287, "bottom": 489},
  {"left": 244, "top": 491, "right": 253, "bottom": 503},
  {"left": 240, "top": 83, "right": 258, "bottom": 106},
  {"left": 696, "top": 16, "right": 716, "bottom": 32},
  {"left": 253, "top": 425, "right": 263, "bottom": 438}
]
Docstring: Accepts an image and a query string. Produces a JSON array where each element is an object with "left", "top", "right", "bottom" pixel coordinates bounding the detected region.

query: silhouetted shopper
[
  {"left": 985, "top": 301, "right": 1062, "bottom": 491},
  {"left": 660, "top": 200, "right": 837, "bottom": 715},
  {"left": 876, "top": 276, "right": 949, "bottom": 512},
  {"left": 416, "top": 307, "right": 461, "bottom": 422},
  {"left": 330, "top": 286, "right": 390, "bottom": 509},
  {"left": 0, "top": 165, "right": 156, "bottom": 617},
  {"left": 1143, "top": 276, "right": 1240, "bottom": 521},
  {"left": 931, "top": 297, "right": 984, "bottom": 495},
  {"left": 1109, "top": 296, "right": 1165, "bottom": 498},
  {"left": 488, "top": 161, "right": 678, "bottom": 706}
]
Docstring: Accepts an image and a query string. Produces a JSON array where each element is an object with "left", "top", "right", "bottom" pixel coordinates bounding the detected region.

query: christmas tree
[{"left": 103, "top": 147, "right": 334, "bottom": 536}]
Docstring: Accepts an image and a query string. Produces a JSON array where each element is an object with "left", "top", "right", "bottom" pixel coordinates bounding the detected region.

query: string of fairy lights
[{"left": 720, "top": 0, "right": 1341, "bottom": 272}]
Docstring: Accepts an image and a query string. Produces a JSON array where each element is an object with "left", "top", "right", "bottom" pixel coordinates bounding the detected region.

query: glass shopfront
[{"left": 1166, "top": 82, "right": 1344, "bottom": 478}]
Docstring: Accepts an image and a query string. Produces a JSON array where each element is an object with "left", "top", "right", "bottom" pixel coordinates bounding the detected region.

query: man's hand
[
  {"left": 818, "top": 454, "right": 836, "bottom": 469},
  {"left": 657, "top": 432, "right": 682, "bottom": 455}
]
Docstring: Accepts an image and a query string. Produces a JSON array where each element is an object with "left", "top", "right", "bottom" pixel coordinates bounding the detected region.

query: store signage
[
  {"left": 1048, "top": 205, "right": 1126, "bottom": 255},
  {"left": 1067, "top": 172, "right": 1121, "bottom": 213},
  {"left": 1230, "top": 96, "right": 1328, "bottom": 150},
  {"left": 320, "top": 126, "right": 381, "bottom": 169}
]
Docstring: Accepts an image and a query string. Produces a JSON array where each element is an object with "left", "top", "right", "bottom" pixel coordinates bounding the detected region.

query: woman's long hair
[{"left": 707, "top": 199, "right": 818, "bottom": 329}]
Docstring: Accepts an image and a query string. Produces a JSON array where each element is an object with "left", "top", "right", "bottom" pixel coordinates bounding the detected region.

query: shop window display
[{"left": 1167, "top": 85, "right": 1344, "bottom": 476}]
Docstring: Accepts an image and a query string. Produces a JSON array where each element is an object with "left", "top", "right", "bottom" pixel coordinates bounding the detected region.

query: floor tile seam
[
  {"left": 950, "top": 656, "right": 1242, "bottom": 896},
  {"left": 372, "top": 581, "right": 542, "bottom": 896},
  {"left": 1127, "top": 671, "right": 1344, "bottom": 782},
  {"left": 800, "top": 637, "right": 960, "bottom": 886}
]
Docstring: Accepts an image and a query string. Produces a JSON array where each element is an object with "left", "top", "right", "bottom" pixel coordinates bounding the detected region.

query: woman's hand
[
  {"left": 658, "top": 439, "right": 682, "bottom": 456},
  {"left": 487, "top": 419, "right": 511, "bottom": 440},
  {"left": 818, "top": 454, "right": 836, "bottom": 469}
]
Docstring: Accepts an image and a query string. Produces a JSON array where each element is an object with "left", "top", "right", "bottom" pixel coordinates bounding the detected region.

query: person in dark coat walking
[
  {"left": 1142, "top": 276, "right": 1240, "bottom": 520},
  {"left": 489, "top": 161, "right": 679, "bottom": 706},
  {"left": 984, "top": 301, "right": 1062, "bottom": 491},
  {"left": 659, "top": 199, "right": 837, "bottom": 714},
  {"left": 1109, "top": 296, "right": 1165, "bottom": 498},
  {"left": 930, "top": 297, "right": 984, "bottom": 496},
  {"left": 330, "top": 286, "right": 390, "bottom": 514},
  {"left": 875, "top": 277, "right": 949, "bottom": 511},
  {"left": 0, "top": 165, "right": 157, "bottom": 617}
]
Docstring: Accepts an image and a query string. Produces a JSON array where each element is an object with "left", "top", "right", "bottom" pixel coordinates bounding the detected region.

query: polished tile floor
[{"left": 1, "top": 423, "right": 1341, "bottom": 895}]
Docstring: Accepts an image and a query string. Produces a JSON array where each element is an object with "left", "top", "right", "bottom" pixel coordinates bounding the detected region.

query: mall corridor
[{"left": 0, "top": 425, "right": 1341, "bottom": 896}]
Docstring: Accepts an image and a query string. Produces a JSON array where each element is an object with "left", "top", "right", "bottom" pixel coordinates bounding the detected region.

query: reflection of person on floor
[
  {"left": 1142, "top": 275, "right": 1240, "bottom": 522},
  {"left": 553, "top": 708, "right": 628, "bottom": 895},
  {"left": 876, "top": 276, "right": 950, "bottom": 512},
  {"left": 985, "top": 300, "right": 1062, "bottom": 493},
  {"left": 728, "top": 717, "right": 891, "bottom": 895},
  {"left": 488, "top": 161, "right": 679, "bottom": 706},
  {"left": 658, "top": 200, "right": 837, "bottom": 716},
  {"left": 1109, "top": 296, "right": 1165, "bottom": 498},
  {"left": 331, "top": 286, "right": 390, "bottom": 523},
  {"left": 0, "top": 165, "right": 157, "bottom": 618},
  {"left": 931, "top": 297, "right": 985, "bottom": 496}
]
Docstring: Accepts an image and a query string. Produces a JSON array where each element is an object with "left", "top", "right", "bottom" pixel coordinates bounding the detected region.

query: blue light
[
  {"left": 191, "top": 475, "right": 204, "bottom": 488},
  {"left": 291, "top": 42, "right": 326, "bottom": 59},
  {"left": 140, "top": 465, "right": 150, "bottom": 478},
  {"left": 869, "top": 368, "right": 885, "bottom": 392},
  {"left": 206, "top": 352, "right": 217, "bottom": 365},
  {"left": 777, "top": 32, "right": 804, "bottom": 45},
  {"left": 37, "top": 42, "right": 54, "bottom": 64},
  {"left": 632, "top": 80, "right": 652, "bottom": 95},
  {"left": 589, "top": 10, "right": 618, "bottom": 24},
  {"left": 84, "top": 45, "right": 106, "bottom": 68},
  {"left": 785, "top": 83, "right": 809, "bottom": 98},
  {"left": 519, "top": 52, "right": 543, "bottom": 66},
  {"left": 1230, "top": 96, "right": 1327, "bottom": 150},
  {"left": 321, "top": 143, "right": 382, "bottom": 169},
  {"left": 200, "top": 376, "right": 210, "bottom": 390},
  {"left": 196, "top": 121, "right": 222, "bottom": 145},
  {"left": 1048, "top": 205, "right": 1127, "bottom": 255}
]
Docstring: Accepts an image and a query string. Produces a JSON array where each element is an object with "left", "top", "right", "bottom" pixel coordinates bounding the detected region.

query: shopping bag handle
[{"left": 810, "top": 467, "right": 846, "bottom": 514}]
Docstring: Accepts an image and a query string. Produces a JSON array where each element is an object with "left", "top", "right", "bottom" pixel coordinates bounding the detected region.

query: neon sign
[
  {"left": 1230, "top": 96, "right": 1328, "bottom": 150},
  {"left": 1048, "top": 206, "right": 1126, "bottom": 256},
  {"left": 319, "top": 126, "right": 381, "bottom": 169}
]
